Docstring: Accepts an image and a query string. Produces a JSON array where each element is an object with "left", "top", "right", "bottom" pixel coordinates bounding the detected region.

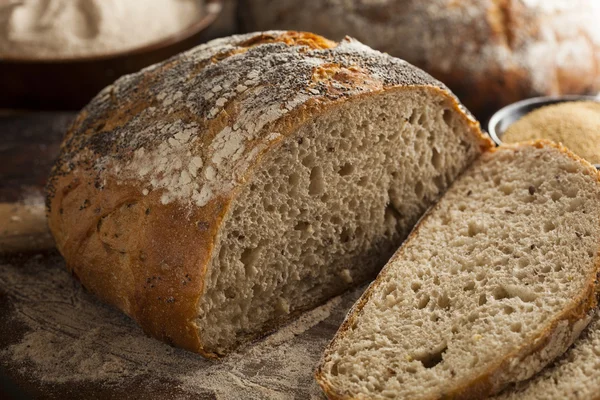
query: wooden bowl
[{"left": 0, "top": 0, "right": 222, "bottom": 111}]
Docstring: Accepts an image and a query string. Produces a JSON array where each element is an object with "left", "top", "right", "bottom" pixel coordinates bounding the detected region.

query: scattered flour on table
[{"left": 0, "top": 252, "right": 361, "bottom": 399}]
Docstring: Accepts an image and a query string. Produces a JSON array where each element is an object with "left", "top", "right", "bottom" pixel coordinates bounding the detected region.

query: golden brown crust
[
  {"left": 315, "top": 140, "right": 600, "bottom": 399},
  {"left": 46, "top": 31, "right": 492, "bottom": 357}
]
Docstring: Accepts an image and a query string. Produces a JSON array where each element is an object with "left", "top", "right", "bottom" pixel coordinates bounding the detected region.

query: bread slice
[
  {"left": 494, "top": 311, "right": 600, "bottom": 400},
  {"left": 45, "top": 31, "right": 492, "bottom": 357},
  {"left": 316, "top": 141, "right": 600, "bottom": 399}
]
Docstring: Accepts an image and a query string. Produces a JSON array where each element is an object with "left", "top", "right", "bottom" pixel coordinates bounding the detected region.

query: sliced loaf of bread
[
  {"left": 316, "top": 141, "right": 600, "bottom": 399},
  {"left": 46, "top": 31, "right": 492, "bottom": 357},
  {"left": 494, "top": 312, "right": 600, "bottom": 400}
]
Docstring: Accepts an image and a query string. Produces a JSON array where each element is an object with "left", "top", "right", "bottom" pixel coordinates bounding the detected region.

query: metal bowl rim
[{"left": 487, "top": 94, "right": 600, "bottom": 170}]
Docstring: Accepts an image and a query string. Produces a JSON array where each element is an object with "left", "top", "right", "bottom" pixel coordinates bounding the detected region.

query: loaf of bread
[
  {"left": 46, "top": 31, "right": 491, "bottom": 357},
  {"left": 316, "top": 141, "right": 600, "bottom": 399},
  {"left": 240, "top": 0, "right": 600, "bottom": 117},
  {"left": 495, "top": 312, "right": 600, "bottom": 400}
]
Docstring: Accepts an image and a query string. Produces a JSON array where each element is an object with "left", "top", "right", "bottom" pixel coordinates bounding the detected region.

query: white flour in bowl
[{"left": 0, "top": 0, "right": 204, "bottom": 59}]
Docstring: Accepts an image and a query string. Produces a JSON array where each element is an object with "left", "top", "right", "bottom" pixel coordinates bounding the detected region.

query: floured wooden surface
[
  {"left": 0, "top": 112, "right": 74, "bottom": 253},
  {"left": 0, "top": 251, "right": 361, "bottom": 399}
]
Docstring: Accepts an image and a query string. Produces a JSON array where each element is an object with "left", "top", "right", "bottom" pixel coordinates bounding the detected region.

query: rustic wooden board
[{"left": 0, "top": 111, "right": 356, "bottom": 399}]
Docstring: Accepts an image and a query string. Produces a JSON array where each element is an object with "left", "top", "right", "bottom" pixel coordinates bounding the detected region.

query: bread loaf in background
[
  {"left": 317, "top": 141, "right": 600, "bottom": 399},
  {"left": 239, "top": 0, "right": 600, "bottom": 118},
  {"left": 46, "top": 31, "right": 491, "bottom": 357}
]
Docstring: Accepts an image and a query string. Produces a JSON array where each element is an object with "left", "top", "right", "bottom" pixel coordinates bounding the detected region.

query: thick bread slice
[
  {"left": 494, "top": 311, "right": 600, "bottom": 400},
  {"left": 316, "top": 141, "right": 600, "bottom": 399},
  {"left": 46, "top": 31, "right": 491, "bottom": 357}
]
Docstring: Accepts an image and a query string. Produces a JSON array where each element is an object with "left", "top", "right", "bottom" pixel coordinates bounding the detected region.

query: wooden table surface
[{"left": 0, "top": 112, "right": 357, "bottom": 399}]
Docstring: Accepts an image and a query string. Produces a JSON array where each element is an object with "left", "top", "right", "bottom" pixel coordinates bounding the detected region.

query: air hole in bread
[
  {"left": 467, "top": 221, "right": 485, "bottom": 237},
  {"left": 431, "top": 148, "right": 442, "bottom": 170},
  {"left": 515, "top": 271, "right": 527, "bottom": 280},
  {"left": 302, "top": 154, "right": 316, "bottom": 168},
  {"left": 338, "top": 163, "right": 354, "bottom": 176},
  {"left": 384, "top": 204, "right": 402, "bottom": 233},
  {"left": 541, "top": 265, "right": 552, "bottom": 274},
  {"left": 518, "top": 258, "right": 530, "bottom": 268},
  {"left": 437, "top": 292, "right": 450, "bottom": 310},
  {"left": 294, "top": 221, "right": 310, "bottom": 231},
  {"left": 510, "top": 322, "right": 522, "bottom": 333},
  {"left": 288, "top": 172, "right": 300, "bottom": 187},
  {"left": 468, "top": 312, "right": 478, "bottom": 322},
  {"left": 523, "top": 195, "right": 535, "bottom": 203},
  {"left": 551, "top": 191, "right": 562, "bottom": 201},
  {"left": 500, "top": 184, "right": 514, "bottom": 195},
  {"left": 493, "top": 286, "right": 510, "bottom": 301},
  {"left": 241, "top": 246, "right": 261, "bottom": 277},
  {"left": 478, "top": 293, "right": 487, "bottom": 306},
  {"left": 415, "top": 182, "right": 424, "bottom": 199},
  {"left": 340, "top": 227, "right": 353, "bottom": 243},
  {"left": 309, "top": 166, "right": 325, "bottom": 195},
  {"left": 417, "top": 294, "right": 430, "bottom": 309},
  {"left": 414, "top": 344, "right": 447, "bottom": 369},
  {"left": 568, "top": 198, "right": 584, "bottom": 212},
  {"left": 411, "top": 282, "right": 422, "bottom": 292},
  {"left": 408, "top": 109, "right": 418, "bottom": 124},
  {"left": 442, "top": 109, "right": 453, "bottom": 126},
  {"left": 544, "top": 221, "right": 556, "bottom": 232}
]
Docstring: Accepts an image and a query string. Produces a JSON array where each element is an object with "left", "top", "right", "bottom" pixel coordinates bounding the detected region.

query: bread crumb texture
[{"left": 318, "top": 142, "right": 600, "bottom": 399}]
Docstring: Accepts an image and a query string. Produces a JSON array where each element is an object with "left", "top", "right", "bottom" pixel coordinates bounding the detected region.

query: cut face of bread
[
  {"left": 317, "top": 141, "right": 600, "bottom": 399},
  {"left": 494, "top": 312, "right": 600, "bottom": 400},
  {"left": 198, "top": 88, "right": 484, "bottom": 355},
  {"left": 46, "top": 31, "right": 492, "bottom": 358}
]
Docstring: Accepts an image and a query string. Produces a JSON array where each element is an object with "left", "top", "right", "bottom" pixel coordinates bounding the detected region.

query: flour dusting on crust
[{"left": 46, "top": 31, "right": 448, "bottom": 211}]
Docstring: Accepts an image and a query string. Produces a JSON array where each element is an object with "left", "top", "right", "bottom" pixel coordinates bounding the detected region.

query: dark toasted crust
[
  {"left": 240, "top": 0, "right": 600, "bottom": 118},
  {"left": 46, "top": 31, "right": 492, "bottom": 357},
  {"left": 315, "top": 140, "right": 600, "bottom": 399}
]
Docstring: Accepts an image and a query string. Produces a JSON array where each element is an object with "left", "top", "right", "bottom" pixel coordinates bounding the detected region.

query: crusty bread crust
[
  {"left": 46, "top": 31, "right": 492, "bottom": 358},
  {"left": 240, "top": 0, "right": 600, "bottom": 118},
  {"left": 315, "top": 140, "right": 600, "bottom": 399}
]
